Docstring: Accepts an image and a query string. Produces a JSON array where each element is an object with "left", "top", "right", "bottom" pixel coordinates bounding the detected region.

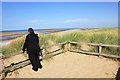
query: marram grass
[{"left": 2, "top": 36, "right": 25, "bottom": 55}]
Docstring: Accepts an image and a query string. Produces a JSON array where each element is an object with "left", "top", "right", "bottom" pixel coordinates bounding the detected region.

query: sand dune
[{"left": 3, "top": 51, "right": 118, "bottom": 78}]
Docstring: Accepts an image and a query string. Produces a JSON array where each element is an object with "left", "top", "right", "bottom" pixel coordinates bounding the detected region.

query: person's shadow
[{"left": 116, "top": 67, "right": 120, "bottom": 80}]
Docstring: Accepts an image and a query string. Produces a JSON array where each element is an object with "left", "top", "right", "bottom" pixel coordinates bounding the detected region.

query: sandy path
[{"left": 4, "top": 51, "right": 118, "bottom": 78}]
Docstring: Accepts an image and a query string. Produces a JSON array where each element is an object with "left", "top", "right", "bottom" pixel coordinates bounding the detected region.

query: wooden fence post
[
  {"left": 98, "top": 43, "right": 102, "bottom": 57},
  {"left": 1, "top": 66, "right": 5, "bottom": 80},
  {"left": 68, "top": 42, "right": 71, "bottom": 51},
  {"left": 0, "top": 54, "right": 5, "bottom": 80},
  {"left": 1, "top": 72, "right": 5, "bottom": 80}
]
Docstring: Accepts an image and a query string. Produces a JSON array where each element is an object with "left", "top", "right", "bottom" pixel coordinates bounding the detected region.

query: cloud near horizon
[{"left": 64, "top": 18, "right": 89, "bottom": 23}]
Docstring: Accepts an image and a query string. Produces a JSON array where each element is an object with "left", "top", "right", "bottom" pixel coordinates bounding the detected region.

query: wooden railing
[
  {"left": 69, "top": 42, "right": 120, "bottom": 59},
  {"left": 1, "top": 41, "right": 68, "bottom": 59},
  {"left": 0, "top": 41, "right": 120, "bottom": 79}
]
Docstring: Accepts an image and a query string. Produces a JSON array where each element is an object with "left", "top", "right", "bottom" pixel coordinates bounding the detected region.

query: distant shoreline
[
  {"left": 0, "top": 28, "right": 76, "bottom": 33},
  {"left": 0, "top": 28, "right": 119, "bottom": 42},
  {"left": 0, "top": 29, "right": 71, "bottom": 41},
  {"left": 1, "top": 27, "right": 119, "bottom": 33},
  {"left": 1, "top": 28, "right": 99, "bottom": 37},
  {"left": 1, "top": 29, "right": 68, "bottom": 37}
]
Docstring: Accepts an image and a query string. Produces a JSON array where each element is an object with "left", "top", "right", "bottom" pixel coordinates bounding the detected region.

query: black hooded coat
[{"left": 22, "top": 33, "right": 42, "bottom": 69}]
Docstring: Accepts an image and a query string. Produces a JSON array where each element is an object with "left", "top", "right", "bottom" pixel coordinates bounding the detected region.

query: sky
[
  {"left": 1, "top": 0, "right": 119, "bottom": 2},
  {"left": 2, "top": 2, "right": 118, "bottom": 30}
]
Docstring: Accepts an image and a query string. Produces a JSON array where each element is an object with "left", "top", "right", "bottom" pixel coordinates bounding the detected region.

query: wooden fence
[
  {"left": 0, "top": 41, "right": 120, "bottom": 80},
  {"left": 69, "top": 42, "right": 120, "bottom": 59}
]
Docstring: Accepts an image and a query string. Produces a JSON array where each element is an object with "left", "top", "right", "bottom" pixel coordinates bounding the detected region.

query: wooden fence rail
[
  {"left": 69, "top": 41, "right": 120, "bottom": 55},
  {"left": 70, "top": 50, "right": 120, "bottom": 59},
  {"left": 1, "top": 41, "right": 120, "bottom": 80},
  {"left": 70, "top": 42, "right": 120, "bottom": 47}
]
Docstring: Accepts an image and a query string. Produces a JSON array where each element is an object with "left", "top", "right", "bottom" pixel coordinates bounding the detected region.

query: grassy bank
[{"left": 2, "top": 28, "right": 120, "bottom": 56}]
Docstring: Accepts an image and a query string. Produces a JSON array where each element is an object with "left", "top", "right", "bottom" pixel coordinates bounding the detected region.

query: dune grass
[
  {"left": 2, "top": 33, "right": 58, "bottom": 61},
  {"left": 2, "top": 28, "right": 120, "bottom": 56},
  {"left": 38, "top": 33, "right": 57, "bottom": 46},
  {"left": 2, "top": 36, "right": 25, "bottom": 55},
  {"left": 55, "top": 32, "right": 90, "bottom": 43},
  {"left": 89, "top": 33, "right": 119, "bottom": 55},
  {"left": 55, "top": 28, "right": 119, "bottom": 55}
]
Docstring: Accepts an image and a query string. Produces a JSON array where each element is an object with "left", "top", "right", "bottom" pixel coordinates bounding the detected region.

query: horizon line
[{"left": 1, "top": 27, "right": 119, "bottom": 32}]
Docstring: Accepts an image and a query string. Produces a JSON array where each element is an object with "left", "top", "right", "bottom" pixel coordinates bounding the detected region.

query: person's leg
[
  {"left": 35, "top": 51, "right": 42, "bottom": 69},
  {"left": 37, "top": 58, "right": 42, "bottom": 69},
  {"left": 28, "top": 53, "right": 38, "bottom": 71}
]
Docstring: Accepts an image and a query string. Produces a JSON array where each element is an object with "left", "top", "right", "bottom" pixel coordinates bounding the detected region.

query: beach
[{"left": 2, "top": 1, "right": 119, "bottom": 79}]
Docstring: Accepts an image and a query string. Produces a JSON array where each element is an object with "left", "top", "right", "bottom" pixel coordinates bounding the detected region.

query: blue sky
[{"left": 2, "top": 2, "right": 118, "bottom": 30}]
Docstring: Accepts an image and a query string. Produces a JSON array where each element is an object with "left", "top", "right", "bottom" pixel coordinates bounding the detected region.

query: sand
[{"left": 3, "top": 51, "right": 118, "bottom": 78}]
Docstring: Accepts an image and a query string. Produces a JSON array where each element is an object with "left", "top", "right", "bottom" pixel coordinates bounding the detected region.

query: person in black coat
[{"left": 20, "top": 28, "right": 42, "bottom": 71}]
